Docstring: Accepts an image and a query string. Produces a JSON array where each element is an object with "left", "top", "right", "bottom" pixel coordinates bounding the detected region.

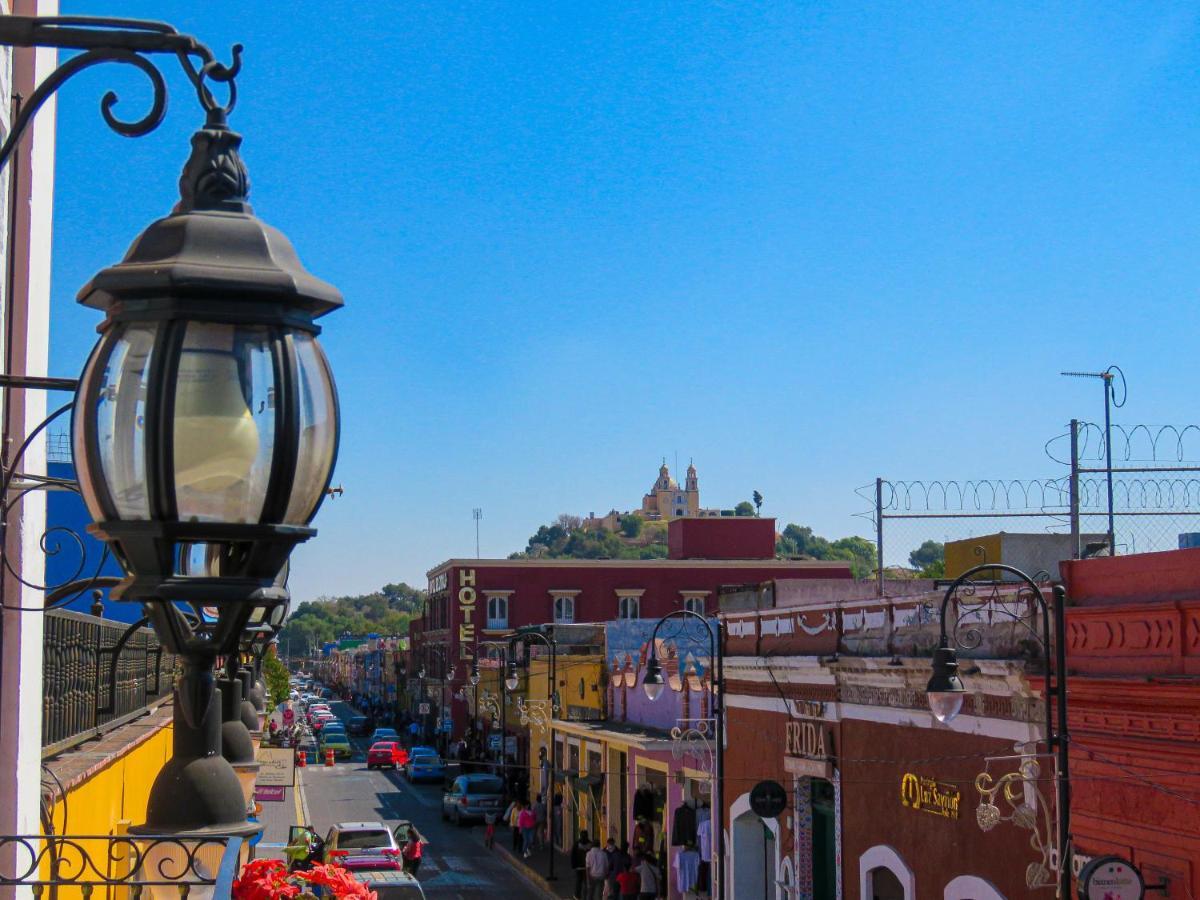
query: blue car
[
  {"left": 404, "top": 748, "right": 444, "bottom": 783},
  {"left": 369, "top": 728, "right": 399, "bottom": 745}
]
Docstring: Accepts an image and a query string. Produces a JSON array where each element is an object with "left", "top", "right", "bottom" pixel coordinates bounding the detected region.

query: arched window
[
  {"left": 944, "top": 875, "right": 1006, "bottom": 900},
  {"left": 858, "top": 845, "right": 915, "bottom": 900}
]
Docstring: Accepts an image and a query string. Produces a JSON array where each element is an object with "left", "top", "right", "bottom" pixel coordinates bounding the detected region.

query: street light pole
[
  {"left": 925, "top": 563, "right": 1070, "bottom": 898},
  {"left": 641, "top": 611, "right": 724, "bottom": 900},
  {"left": 507, "top": 627, "right": 558, "bottom": 882}
]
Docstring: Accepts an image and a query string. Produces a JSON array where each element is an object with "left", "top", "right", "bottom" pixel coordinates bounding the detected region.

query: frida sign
[{"left": 1077, "top": 856, "right": 1143, "bottom": 900}]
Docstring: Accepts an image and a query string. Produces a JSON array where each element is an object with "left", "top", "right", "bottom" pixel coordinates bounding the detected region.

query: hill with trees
[{"left": 279, "top": 582, "right": 424, "bottom": 657}]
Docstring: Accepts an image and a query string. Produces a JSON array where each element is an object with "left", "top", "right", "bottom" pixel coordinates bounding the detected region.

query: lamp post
[
  {"left": 642, "top": 611, "right": 724, "bottom": 900},
  {"left": 507, "top": 627, "right": 558, "bottom": 881},
  {"left": 925, "top": 564, "right": 1070, "bottom": 898},
  {"left": 476, "top": 639, "right": 511, "bottom": 774},
  {"left": 417, "top": 644, "right": 455, "bottom": 747},
  {"left": 0, "top": 15, "right": 341, "bottom": 841}
]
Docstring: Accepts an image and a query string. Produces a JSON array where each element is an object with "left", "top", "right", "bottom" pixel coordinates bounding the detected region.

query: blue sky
[{"left": 50, "top": 2, "right": 1200, "bottom": 600}]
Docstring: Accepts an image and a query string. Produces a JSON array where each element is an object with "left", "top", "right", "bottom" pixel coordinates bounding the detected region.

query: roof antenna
[{"left": 1060, "top": 365, "right": 1126, "bottom": 555}]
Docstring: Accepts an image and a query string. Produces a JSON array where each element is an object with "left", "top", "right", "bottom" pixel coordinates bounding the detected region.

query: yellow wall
[
  {"left": 44, "top": 722, "right": 174, "bottom": 898},
  {"left": 944, "top": 534, "right": 1003, "bottom": 579}
]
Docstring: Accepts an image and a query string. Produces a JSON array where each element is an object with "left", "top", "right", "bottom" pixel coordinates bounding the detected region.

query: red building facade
[
  {"left": 1061, "top": 548, "right": 1200, "bottom": 898},
  {"left": 410, "top": 519, "right": 851, "bottom": 739}
]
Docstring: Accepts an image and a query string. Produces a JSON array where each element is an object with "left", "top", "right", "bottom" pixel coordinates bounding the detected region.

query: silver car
[{"left": 441, "top": 774, "right": 506, "bottom": 825}]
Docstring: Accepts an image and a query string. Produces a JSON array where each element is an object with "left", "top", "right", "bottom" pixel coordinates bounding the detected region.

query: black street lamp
[
  {"left": 0, "top": 15, "right": 341, "bottom": 841},
  {"left": 506, "top": 627, "right": 558, "bottom": 882},
  {"left": 642, "top": 611, "right": 725, "bottom": 900},
  {"left": 924, "top": 564, "right": 1070, "bottom": 897}
]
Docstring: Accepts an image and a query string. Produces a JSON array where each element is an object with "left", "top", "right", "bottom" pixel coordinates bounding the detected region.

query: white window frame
[
  {"left": 484, "top": 591, "right": 511, "bottom": 630},
  {"left": 680, "top": 591, "right": 709, "bottom": 615},
  {"left": 944, "top": 876, "right": 1006, "bottom": 900},
  {"left": 618, "top": 596, "right": 640, "bottom": 619},
  {"left": 551, "top": 591, "right": 578, "bottom": 624},
  {"left": 859, "top": 845, "right": 915, "bottom": 900}
]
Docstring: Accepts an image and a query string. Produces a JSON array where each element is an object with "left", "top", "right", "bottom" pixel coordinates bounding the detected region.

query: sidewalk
[{"left": 489, "top": 831, "right": 575, "bottom": 900}]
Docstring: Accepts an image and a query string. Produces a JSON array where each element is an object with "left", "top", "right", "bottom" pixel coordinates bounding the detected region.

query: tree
[
  {"left": 909, "top": 540, "right": 945, "bottom": 575},
  {"left": 734, "top": 501, "right": 755, "bottom": 517},
  {"left": 263, "top": 646, "right": 291, "bottom": 708},
  {"left": 619, "top": 514, "right": 643, "bottom": 538},
  {"left": 752, "top": 490, "right": 763, "bottom": 516},
  {"left": 776, "top": 523, "right": 878, "bottom": 579}
]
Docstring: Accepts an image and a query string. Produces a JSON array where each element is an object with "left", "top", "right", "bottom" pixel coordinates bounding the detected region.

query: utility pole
[
  {"left": 473, "top": 508, "right": 482, "bottom": 557},
  {"left": 1061, "top": 366, "right": 1125, "bottom": 554}
]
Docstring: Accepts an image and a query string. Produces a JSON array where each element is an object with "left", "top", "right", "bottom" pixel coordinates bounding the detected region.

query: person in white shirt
[{"left": 585, "top": 841, "right": 610, "bottom": 900}]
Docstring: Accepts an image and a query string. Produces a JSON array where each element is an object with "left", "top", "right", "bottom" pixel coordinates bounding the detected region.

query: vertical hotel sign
[{"left": 459, "top": 569, "right": 476, "bottom": 660}]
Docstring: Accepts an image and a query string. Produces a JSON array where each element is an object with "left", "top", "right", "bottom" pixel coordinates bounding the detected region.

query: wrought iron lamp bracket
[
  {"left": 974, "top": 753, "right": 1059, "bottom": 890},
  {"left": 0, "top": 15, "right": 243, "bottom": 176}
]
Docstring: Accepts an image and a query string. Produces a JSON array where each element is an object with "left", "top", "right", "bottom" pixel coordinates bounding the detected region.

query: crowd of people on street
[{"left": 572, "top": 832, "right": 662, "bottom": 900}]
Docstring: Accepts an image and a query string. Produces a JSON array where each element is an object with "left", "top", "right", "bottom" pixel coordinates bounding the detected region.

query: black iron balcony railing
[
  {"left": 0, "top": 833, "right": 244, "bottom": 898},
  {"left": 42, "top": 610, "right": 178, "bottom": 757}
]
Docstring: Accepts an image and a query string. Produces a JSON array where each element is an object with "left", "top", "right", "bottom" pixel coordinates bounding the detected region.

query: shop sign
[
  {"left": 785, "top": 719, "right": 833, "bottom": 761},
  {"left": 257, "top": 748, "right": 295, "bottom": 787},
  {"left": 255, "top": 785, "right": 286, "bottom": 802},
  {"left": 899, "top": 773, "right": 960, "bottom": 820},
  {"left": 749, "top": 780, "right": 787, "bottom": 819},
  {"left": 1077, "top": 856, "right": 1144, "bottom": 900},
  {"left": 458, "top": 569, "right": 477, "bottom": 660}
]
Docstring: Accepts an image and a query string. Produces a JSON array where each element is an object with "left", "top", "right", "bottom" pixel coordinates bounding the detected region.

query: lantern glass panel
[
  {"left": 87, "top": 324, "right": 159, "bottom": 521},
  {"left": 173, "top": 323, "right": 276, "bottom": 524},
  {"left": 284, "top": 333, "right": 337, "bottom": 524}
]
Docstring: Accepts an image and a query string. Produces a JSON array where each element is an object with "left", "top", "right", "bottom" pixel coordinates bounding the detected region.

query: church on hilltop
[{"left": 582, "top": 460, "right": 723, "bottom": 531}]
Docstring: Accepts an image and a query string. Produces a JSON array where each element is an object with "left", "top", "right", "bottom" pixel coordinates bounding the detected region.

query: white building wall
[{"left": 0, "top": 6, "right": 57, "bottom": 898}]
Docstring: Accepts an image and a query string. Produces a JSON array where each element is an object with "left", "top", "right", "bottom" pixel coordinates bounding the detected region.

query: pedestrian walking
[
  {"left": 484, "top": 810, "right": 497, "bottom": 849},
  {"left": 585, "top": 838, "right": 610, "bottom": 900},
  {"left": 570, "top": 832, "right": 591, "bottom": 900},
  {"left": 506, "top": 799, "right": 523, "bottom": 854},
  {"left": 518, "top": 803, "right": 537, "bottom": 858},
  {"left": 616, "top": 862, "right": 641, "bottom": 899},
  {"left": 401, "top": 833, "right": 422, "bottom": 876},
  {"left": 635, "top": 852, "right": 659, "bottom": 900},
  {"left": 533, "top": 793, "right": 547, "bottom": 849}
]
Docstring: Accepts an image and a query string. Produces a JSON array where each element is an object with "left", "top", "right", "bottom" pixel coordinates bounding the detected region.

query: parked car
[
  {"left": 441, "top": 774, "right": 505, "bottom": 825},
  {"left": 367, "top": 742, "right": 407, "bottom": 770},
  {"left": 355, "top": 870, "right": 427, "bottom": 899},
  {"left": 369, "top": 727, "right": 400, "bottom": 745},
  {"left": 347, "top": 715, "right": 371, "bottom": 735},
  {"left": 311, "top": 716, "right": 337, "bottom": 733},
  {"left": 320, "top": 822, "right": 402, "bottom": 872},
  {"left": 404, "top": 748, "right": 444, "bottom": 783}
]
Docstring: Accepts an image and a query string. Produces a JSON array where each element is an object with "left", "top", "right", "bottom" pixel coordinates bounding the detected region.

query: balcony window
[
  {"left": 618, "top": 596, "right": 640, "bottom": 619},
  {"left": 681, "top": 592, "right": 709, "bottom": 616},
  {"left": 487, "top": 594, "right": 508, "bottom": 630},
  {"left": 554, "top": 595, "right": 575, "bottom": 624}
]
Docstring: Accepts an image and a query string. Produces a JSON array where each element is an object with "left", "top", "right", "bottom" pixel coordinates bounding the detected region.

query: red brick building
[
  {"left": 408, "top": 518, "right": 851, "bottom": 739},
  {"left": 722, "top": 580, "right": 1045, "bottom": 899},
  {"left": 1061, "top": 548, "right": 1200, "bottom": 897}
]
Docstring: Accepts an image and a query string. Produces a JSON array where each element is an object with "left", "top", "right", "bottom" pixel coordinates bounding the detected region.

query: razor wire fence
[{"left": 859, "top": 421, "right": 1200, "bottom": 589}]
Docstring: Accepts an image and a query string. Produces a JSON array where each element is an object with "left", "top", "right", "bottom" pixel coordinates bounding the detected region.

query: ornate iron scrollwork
[
  {"left": 671, "top": 717, "right": 716, "bottom": 788},
  {"left": 0, "top": 15, "right": 243, "bottom": 174},
  {"left": 975, "top": 755, "right": 1058, "bottom": 890}
]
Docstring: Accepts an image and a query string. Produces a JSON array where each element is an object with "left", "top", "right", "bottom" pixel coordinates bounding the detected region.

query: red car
[{"left": 366, "top": 742, "right": 408, "bottom": 770}]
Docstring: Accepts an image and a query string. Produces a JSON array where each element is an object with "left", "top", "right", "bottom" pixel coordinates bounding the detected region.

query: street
[{"left": 293, "top": 701, "right": 544, "bottom": 899}]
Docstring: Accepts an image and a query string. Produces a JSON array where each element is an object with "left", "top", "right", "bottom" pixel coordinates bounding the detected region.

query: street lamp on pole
[
  {"left": 924, "top": 563, "right": 1070, "bottom": 897},
  {"left": 0, "top": 15, "right": 342, "bottom": 842},
  {"left": 506, "top": 627, "right": 558, "bottom": 882},
  {"left": 642, "top": 610, "right": 724, "bottom": 900}
]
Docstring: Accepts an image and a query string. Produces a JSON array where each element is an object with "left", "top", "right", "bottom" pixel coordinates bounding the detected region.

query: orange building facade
[{"left": 1061, "top": 548, "right": 1200, "bottom": 897}]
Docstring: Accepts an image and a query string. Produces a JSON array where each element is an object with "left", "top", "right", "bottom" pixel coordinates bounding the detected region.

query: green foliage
[
  {"left": 734, "top": 501, "right": 755, "bottom": 517},
  {"left": 263, "top": 647, "right": 291, "bottom": 708},
  {"left": 908, "top": 540, "right": 945, "bottom": 572},
  {"left": 512, "top": 514, "right": 667, "bottom": 560},
  {"left": 619, "top": 514, "right": 643, "bottom": 538},
  {"left": 776, "top": 524, "right": 878, "bottom": 579},
  {"left": 752, "top": 490, "right": 763, "bottom": 514},
  {"left": 918, "top": 558, "right": 946, "bottom": 578},
  {"left": 278, "top": 582, "right": 425, "bottom": 657}
]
